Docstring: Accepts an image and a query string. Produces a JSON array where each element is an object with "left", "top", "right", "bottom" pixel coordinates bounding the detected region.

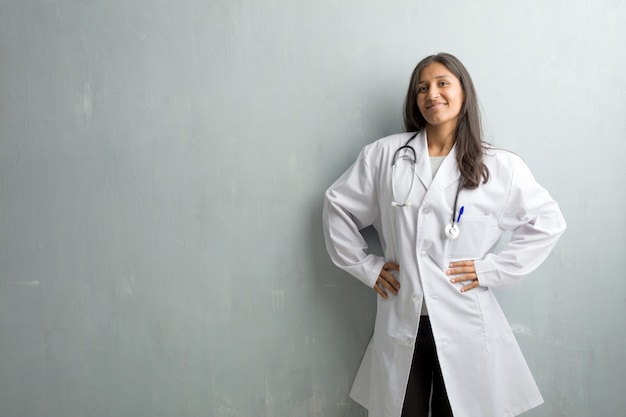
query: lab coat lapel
[
  {"left": 430, "top": 144, "right": 461, "bottom": 192},
  {"left": 415, "top": 131, "right": 461, "bottom": 195},
  {"left": 414, "top": 131, "right": 432, "bottom": 189}
]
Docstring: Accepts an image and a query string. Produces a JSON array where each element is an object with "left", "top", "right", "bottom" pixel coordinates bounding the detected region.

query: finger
[
  {"left": 447, "top": 260, "right": 476, "bottom": 277},
  {"left": 383, "top": 262, "right": 400, "bottom": 272},
  {"left": 449, "top": 271, "right": 477, "bottom": 283},
  {"left": 448, "top": 260, "right": 474, "bottom": 268},
  {"left": 378, "top": 274, "right": 399, "bottom": 295},
  {"left": 373, "top": 281, "right": 388, "bottom": 299},
  {"left": 447, "top": 266, "right": 475, "bottom": 275},
  {"left": 461, "top": 279, "right": 480, "bottom": 293},
  {"left": 380, "top": 262, "right": 401, "bottom": 290},
  {"left": 380, "top": 269, "right": 400, "bottom": 291}
]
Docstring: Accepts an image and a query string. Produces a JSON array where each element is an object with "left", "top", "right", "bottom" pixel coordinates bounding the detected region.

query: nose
[{"left": 427, "top": 86, "right": 440, "bottom": 100}]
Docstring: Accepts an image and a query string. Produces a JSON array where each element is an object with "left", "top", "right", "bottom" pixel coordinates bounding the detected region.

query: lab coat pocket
[{"left": 448, "top": 214, "right": 497, "bottom": 260}]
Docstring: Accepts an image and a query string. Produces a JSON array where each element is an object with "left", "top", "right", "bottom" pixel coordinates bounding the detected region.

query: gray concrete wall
[{"left": 1, "top": 0, "right": 624, "bottom": 416}]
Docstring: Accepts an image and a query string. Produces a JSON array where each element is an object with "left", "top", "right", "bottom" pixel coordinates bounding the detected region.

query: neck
[{"left": 426, "top": 124, "right": 456, "bottom": 156}]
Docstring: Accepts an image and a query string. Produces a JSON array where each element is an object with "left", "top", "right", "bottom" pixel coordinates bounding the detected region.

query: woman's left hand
[{"left": 447, "top": 260, "right": 480, "bottom": 292}]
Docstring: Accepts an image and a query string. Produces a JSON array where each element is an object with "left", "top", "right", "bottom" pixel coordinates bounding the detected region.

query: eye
[
  {"left": 439, "top": 80, "right": 450, "bottom": 87},
  {"left": 417, "top": 85, "right": 428, "bottom": 93}
]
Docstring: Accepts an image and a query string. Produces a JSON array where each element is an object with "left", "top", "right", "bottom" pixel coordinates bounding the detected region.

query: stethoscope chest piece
[{"left": 445, "top": 223, "right": 460, "bottom": 240}]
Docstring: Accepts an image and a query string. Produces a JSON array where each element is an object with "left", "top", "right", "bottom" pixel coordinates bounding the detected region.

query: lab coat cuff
[
  {"left": 362, "top": 256, "right": 386, "bottom": 288},
  {"left": 473, "top": 259, "right": 498, "bottom": 287}
]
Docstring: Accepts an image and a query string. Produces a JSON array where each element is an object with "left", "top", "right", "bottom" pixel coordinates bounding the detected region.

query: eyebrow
[{"left": 418, "top": 75, "right": 452, "bottom": 84}]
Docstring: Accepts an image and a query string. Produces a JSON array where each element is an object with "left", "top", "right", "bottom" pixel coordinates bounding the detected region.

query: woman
[{"left": 322, "top": 53, "right": 566, "bottom": 417}]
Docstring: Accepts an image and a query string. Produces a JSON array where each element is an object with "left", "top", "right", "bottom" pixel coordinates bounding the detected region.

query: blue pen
[{"left": 456, "top": 206, "right": 465, "bottom": 223}]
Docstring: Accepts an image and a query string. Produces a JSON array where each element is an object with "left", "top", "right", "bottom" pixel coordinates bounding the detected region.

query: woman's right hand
[{"left": 374, "top": 262, "right": 400, "bottom": 299}]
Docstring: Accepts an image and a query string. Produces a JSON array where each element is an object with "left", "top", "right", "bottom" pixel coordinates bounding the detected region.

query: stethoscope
[{"left": 390, "top": 133, "right": 464, "bottom": 240}]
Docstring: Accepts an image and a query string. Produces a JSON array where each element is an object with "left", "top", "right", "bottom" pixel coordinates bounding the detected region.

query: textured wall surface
[{"left": 1, "top": 1, "right": 625, "bottom": 416}]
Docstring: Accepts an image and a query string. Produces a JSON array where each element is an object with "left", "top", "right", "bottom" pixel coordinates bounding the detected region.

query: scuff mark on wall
[
  {"left": 115, "top": 275, "right": 136, "bottom": 299},
  {"left": 23, "top": 74, "right": 29, "bottom": 128},
  {"left": 510, "top": 323, "right": 534, "bottom": 337},
  {"left": 271, "top": 289, "right": 285, "bottom": 313},
  {"left": 81, "top": 81, "right": 93, "bottom": 119},
  {"left": 15, "top": 280, "right": 40, "bottom": 287}
]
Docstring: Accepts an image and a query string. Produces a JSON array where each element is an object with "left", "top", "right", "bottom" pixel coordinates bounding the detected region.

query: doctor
[{"left": 322, "top": 53, "right": 566, "bottom": 417}]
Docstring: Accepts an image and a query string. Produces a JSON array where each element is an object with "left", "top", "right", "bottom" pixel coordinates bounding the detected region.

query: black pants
[{"left": 401, "top": 316, "right": 454, "bottom": 417}]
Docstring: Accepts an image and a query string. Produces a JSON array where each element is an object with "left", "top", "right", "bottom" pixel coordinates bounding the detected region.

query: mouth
[{"left": 426, "top": 102, "right": 446, "bottom": 110}]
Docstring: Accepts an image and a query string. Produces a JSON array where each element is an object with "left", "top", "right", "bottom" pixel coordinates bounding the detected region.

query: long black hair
[{"left": 403, "top": 53, "right": 489, "bottom": 189}]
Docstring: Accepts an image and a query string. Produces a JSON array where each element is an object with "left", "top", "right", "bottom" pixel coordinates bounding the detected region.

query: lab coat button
[
  {"left": 422, "top": 208, "right": 430, "bottom": 214},
  {"left": 413, "top": 295, "right": 419, "bottom": 302},
  {"left": 420, "top": 251, "right": 427, "bottom": 257}
]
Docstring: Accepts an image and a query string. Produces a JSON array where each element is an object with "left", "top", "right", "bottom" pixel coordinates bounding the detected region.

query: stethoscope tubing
[
  {"left": 390, "top": 132, "right": 464, "bottom": 239},
  {"left": 390, "top": 134, "right": 419, "bottom": 208}
]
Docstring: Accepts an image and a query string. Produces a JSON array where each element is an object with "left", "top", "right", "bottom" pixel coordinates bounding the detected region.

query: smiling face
[{"left": 416, "top": 62, "right": 465, "bottom": 131}]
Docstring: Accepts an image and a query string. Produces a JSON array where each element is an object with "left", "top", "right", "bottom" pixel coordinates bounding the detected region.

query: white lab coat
[{"left": 322, "top": 131, "right": 566, "bottom": 417}]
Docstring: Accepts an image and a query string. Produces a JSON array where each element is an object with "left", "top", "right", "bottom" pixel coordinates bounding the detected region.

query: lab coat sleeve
[
  {"left": 322, "top": 147, "right": 385, "bottom": 289},
  {"left": 474, "top": 156, "right": 566, "bottom": 288}
]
